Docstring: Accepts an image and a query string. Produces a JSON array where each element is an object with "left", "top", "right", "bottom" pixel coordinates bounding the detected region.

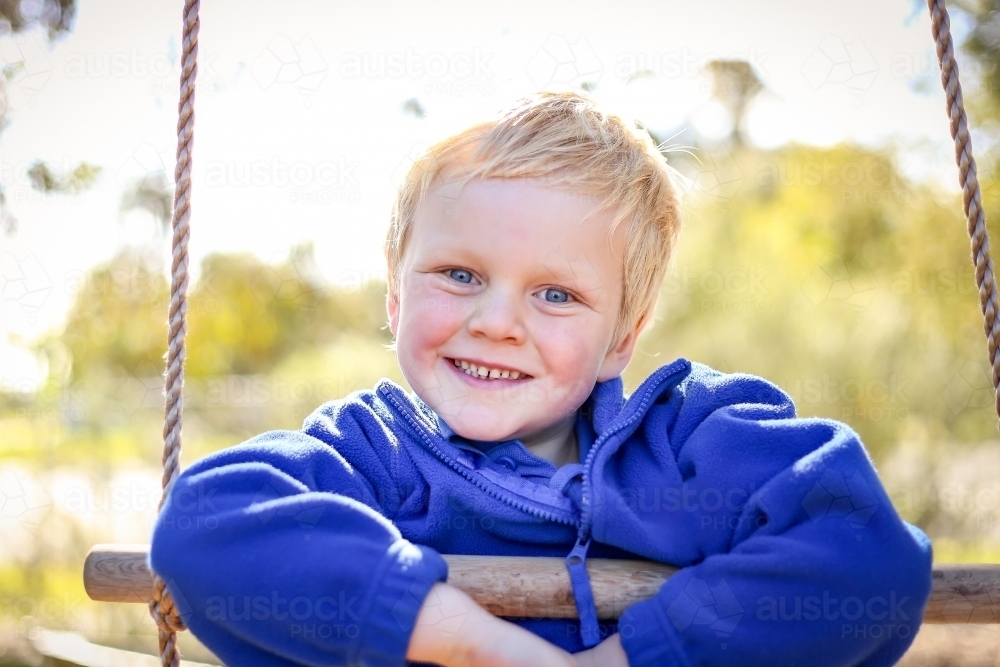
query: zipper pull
[{"left": 565, "top": 534, "right": 601, "bottom": 648}]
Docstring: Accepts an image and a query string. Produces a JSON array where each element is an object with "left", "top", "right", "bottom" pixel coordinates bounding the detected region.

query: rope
[
  {"left": 928, "top": 0, "right": 1000, "bottom": 426},
  {"left": 147, "top": 0, "right": 199, "bottom": 665}
]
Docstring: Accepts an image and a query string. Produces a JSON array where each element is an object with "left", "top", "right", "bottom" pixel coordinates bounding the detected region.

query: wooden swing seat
[{"left": 84, "top": 544, "right": 1000, "bottom": 624}]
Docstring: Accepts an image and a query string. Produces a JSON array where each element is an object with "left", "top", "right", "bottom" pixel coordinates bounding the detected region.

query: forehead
[{"left": 408, "top": 177, "right": 625, "bottom": 286}]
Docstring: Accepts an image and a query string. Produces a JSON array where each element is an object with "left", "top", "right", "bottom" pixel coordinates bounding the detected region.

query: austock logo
[
  {"left": 115, "top": 142, "right": 171, "bottom": 193},
  {"left": 0, "top": 466, "right": 51, "bottom": 528},
  {"left": 801, "top": 35, "right": 878, "bottom": 105},
  {"left": 756, "top": 589, "right": 913, "bottom": 640},
  {"left": 802, "top": 253, "right": 877, "bottom": 310},
  {"left": 801, "top": 469, "right": 879, "bottom": 539},
  {"left": 666, "top": 577, "right": 743, "bottom": 650},
  {"left": 113, "top": 363, "right": 164, "bottom": 416},
  {"left": 0, "top": 251, "right": 52, "bottom": 324},
  {"left": 0, "top": 34, "right": 52, "bottom": 97},
  {"left": 526, "top": 34, "right": 602, "bottom": 89},
  {"left": 694, "top": 150, "right": 744, "bottom": 203},
  {"left": 251, "top": 35, "right": 327, "bottom": 102},
  {"left": 614, "top": 47, "right": 769, "bottom": 82},
  {"left": 942, "top": 360, "right": 996, "bottom": 416},
  {"left": 252, "top": 480, "right": 325, "bottom": 540}
]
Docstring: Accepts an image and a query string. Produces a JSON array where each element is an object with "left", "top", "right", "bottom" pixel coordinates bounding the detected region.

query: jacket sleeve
[
  {"left": 148, "top": 401, "right": 448, "bottom": 667},
  {"left": 616, "top": 368, "right": 934, "bottom": 667}
]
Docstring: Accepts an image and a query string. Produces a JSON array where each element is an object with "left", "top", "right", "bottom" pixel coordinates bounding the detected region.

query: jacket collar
[
  {"left": 382, "top": 358, "right": 689, "bottom": 452},
  {"left": 428, "top": 374, "right": 625, "bottom": 441}
]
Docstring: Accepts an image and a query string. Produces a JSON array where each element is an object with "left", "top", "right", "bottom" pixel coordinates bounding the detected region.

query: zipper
[
  {"left": 564, "top": 360, "right": 689, "bottom": 647},
  {"left": 566, "top": 534, "right": 600, "bottom": 647},
  {"left": 380, "top": 387, "right": 580, "bottom": 527},
  {"left": 379, "top": 359, "right": 688, "bottom": 644},
  {"left": 578, "top": 359, "right": 691, "bottom": 541},
  {"left": 377, "top": 359, "right": 690, "bottom": 535}
]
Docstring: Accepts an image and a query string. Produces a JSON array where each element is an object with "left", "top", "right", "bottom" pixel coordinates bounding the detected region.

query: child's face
[{"left": 388, "top": 177, "right": 640, "bottom": 444}]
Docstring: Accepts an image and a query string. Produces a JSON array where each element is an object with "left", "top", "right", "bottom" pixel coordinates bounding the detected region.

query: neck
[{"left": 519, "top": 414, "right": 578, "bottom": 467}]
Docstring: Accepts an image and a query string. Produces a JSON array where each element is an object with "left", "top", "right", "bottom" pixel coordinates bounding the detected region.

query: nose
[{"left": 466, "top": 287, "right": 526, "bottom": 344}]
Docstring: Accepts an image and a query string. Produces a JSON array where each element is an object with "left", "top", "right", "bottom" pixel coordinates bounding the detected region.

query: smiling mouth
[{"left": 448, "top": 358, "right": 532, "bottom": 380}]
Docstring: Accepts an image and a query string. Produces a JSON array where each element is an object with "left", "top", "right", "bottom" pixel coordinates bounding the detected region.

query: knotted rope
[
  {"left": 147, "top": 0, "right": 199, "bottom": 665},
  {"left": 928, "top": 0, "right": 1000, "bottom": 425}
]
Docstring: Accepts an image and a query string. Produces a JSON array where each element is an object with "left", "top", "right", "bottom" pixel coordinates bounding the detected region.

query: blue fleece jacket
[{"left": 149, "top": 358, "right": 933, "bottom": 666}]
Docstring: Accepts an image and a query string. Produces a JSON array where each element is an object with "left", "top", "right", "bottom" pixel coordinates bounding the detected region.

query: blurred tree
[
  {"left": 627, "top": 142, "right": 990, "bottom": 460},
  {"left": 0, "top": 0, "right": 76, "bottom": 39},
  {"left": 703, "top": 59, "right": 767, "bottom": 148},
  {"left": 954, "top": 0, "right": 1000, "bottom": 116},
  {"left": 26, "top": 160, "right": 100, "bottom": 193},
  {"left": 55, "top": 244, "right": 390, "bottom": 384},
  {"left": 642, "top": 58, "right": 766, "bottom": 190},
  {"left": 59, "top": 248, "right": 169, "bottom": 383},
  {"left": 119, "top": 171, "right": 172, "bottom": 240},
  {"left": 185, "top": 244, "right": 390, "bottom": 378},
  {"left": 402, "top": 97, "right": 426, "bottom": 119},
  {"left": 0, "top": 0, "right": 94, "bottom": 235}
]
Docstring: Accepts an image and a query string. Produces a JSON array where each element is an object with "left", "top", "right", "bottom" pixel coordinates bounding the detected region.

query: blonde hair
[{"left": 385, "top": 89, "right": 683, "bottom": 347}]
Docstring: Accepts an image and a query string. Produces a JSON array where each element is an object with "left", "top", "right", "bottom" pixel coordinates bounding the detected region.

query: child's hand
[
  {"left": 407, "top": 582, "right": 577, "bottom": 667},
  {"left": 573, "top": 634, "right": 629, "bottom": 667}
]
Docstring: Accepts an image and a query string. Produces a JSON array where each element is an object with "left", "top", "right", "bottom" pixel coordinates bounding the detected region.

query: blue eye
[
  {"left": 447, "top": 269, "right": 474, "bottom": 284},
  {"left": 540, "top": 288, "right": 571, "bottom": 303}
]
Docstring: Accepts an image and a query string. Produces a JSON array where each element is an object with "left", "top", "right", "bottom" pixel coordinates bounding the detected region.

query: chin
[{"left": 445, "top": 412, "right": 518, "bottom": 443}]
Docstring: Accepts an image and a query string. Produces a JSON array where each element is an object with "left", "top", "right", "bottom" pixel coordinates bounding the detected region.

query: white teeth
[{"left": 451, "top": 359, "right": 526, "bottom": 380}]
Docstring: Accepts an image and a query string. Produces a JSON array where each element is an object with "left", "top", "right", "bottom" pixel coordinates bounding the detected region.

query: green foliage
[
  {"left": 26, "top": 161, "right": 101, "bottom": 194},
  {"left": 14, "top": 142, "right": 994, "bottom": 469},
  {"left": 59, "top": 249, "right": 169, "bottom": 384},
  {"left": 55, "top": 244, "right": 390, "bottom": 384},
  {"left": 185, "top": 245, "right": 389, "bottom": 379},
  {"left": 626, "top": 143, "right": 992, "bottom": 458},
  {"left": 954, "top": 0, "right": 1000, "bottom": 120}
]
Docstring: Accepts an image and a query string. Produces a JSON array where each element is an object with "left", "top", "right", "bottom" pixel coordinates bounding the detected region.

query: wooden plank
[
  {"left": 925, "top": 565, "right": 1000, "bottom": 624},
  {"left": 442, "top": 554, "right": 674, "bottom": 619},
  {"left": 84, "top": 544, "right": 1000, "bottom": 624},
  {"left": 83, "top": 544, "right": 157, "bottom": 603}
]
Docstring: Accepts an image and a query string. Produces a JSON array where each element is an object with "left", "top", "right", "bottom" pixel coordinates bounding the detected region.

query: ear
[
  {"left": 597, "top": 323, "right": 641, "bottom": 382},
  {"left": 387, "top": 284, "right": 400, "bottom": 337}
]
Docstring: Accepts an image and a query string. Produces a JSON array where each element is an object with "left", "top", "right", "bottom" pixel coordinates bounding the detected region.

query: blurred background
[{"left": 2, "top": 0, "right": 1000, "bottom": 664}]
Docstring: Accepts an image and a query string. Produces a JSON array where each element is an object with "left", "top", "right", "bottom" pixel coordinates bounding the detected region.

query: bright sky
[{"left": 0, "top": 0, "right": 979, "bottom": 389}]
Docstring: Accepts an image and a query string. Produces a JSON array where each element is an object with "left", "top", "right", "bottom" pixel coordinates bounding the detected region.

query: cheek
[
  {"left": 397, "top": 287, "right": 468, "bottom": 357},
  {"left": 534, "top": 318, "right": 605, "bottom": 382}
]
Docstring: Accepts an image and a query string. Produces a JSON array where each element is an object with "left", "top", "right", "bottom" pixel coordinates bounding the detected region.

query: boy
[{"left": 150, "top": 90, "right": 933, "bottom": 666}]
